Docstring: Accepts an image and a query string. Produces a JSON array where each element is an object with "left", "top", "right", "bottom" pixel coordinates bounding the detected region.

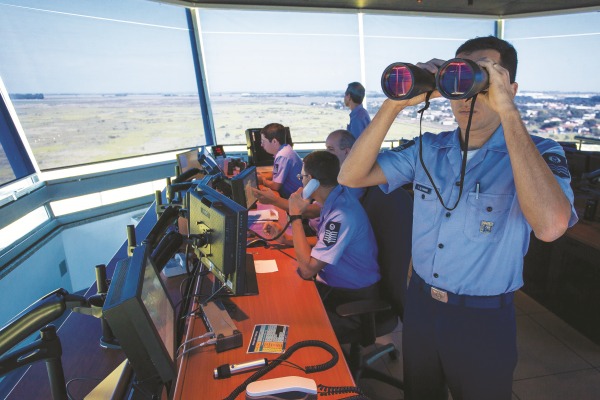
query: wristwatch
[{"left": 288, "top": 214, "right": 302, "bottom": 222}]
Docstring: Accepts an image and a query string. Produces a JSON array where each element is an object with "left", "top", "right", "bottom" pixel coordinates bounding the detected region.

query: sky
[{"left": 0, "top": 0, "right": 599, "bottom": 94}]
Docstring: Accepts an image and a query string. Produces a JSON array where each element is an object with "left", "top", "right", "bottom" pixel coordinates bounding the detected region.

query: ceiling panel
[{"left": 156, "top": 0, "right": 600, "bottom": 17}]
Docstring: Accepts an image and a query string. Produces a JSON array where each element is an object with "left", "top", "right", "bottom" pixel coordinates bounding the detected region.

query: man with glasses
[
  {"left": 263, "top": 150, "right": 381, "bottom": 340},
  {"left": 257, "top": 122, "right": 303, "bottom": 199}
]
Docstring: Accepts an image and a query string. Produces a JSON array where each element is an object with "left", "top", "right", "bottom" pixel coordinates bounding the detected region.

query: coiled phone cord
[{"left": 223, "top": 340, "right": 339, "bottom": 400}]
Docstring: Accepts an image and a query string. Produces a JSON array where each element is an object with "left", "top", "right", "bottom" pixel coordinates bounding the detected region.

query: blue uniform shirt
[
  {"left": 347, "top": 104, "right": 371, "bottom": 139},
  {"left": 377, "top": 126, "right": 578, "bottom": 296},
  {"left": 272, "top": 144, "right": 303, "bottom": 198},
  {"left": 311, "top": 185, "right": 381, "bottom": 289},
  {"left": 307, "top": 186, "right": 366, "bottom": 233}
]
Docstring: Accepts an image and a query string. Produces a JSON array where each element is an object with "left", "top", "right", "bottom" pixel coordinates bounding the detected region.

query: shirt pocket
[
  {"left": 464, "top": 193, "right": 512, "bottom": 242},
  {"left": 413, "top": 181, "right": 439, "bottom": 225}
]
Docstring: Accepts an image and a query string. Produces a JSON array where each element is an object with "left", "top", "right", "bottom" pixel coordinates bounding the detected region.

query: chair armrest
[{"left": 336, "top": 299, "right": 391, "bottom": 318}]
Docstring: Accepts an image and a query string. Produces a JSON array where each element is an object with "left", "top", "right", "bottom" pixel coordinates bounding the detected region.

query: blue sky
[{"left": 0, "top": 0, "right": 599, "bottom": 94}]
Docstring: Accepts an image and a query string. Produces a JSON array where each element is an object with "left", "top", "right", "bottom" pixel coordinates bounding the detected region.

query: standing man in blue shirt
[
  {"left": 263, "top": 151, "right": 381, "bottom": 339},
  {"left": 257, "top": 123, "right": 303, "bottom": 199},
  {"left": 345, "top": 82, "right": 371, "bottom": 139},
  {"left": 339, "top": 36, "right": 578, "bottom": 400}
]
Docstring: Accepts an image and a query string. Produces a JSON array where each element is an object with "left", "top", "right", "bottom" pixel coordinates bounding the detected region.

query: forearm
[
  {"left": 261, "top": 179, "right": 277, "bottom": 191},
  {"left": 502, "top": 108, "right": 572, "bottom": 241},
  {"left": 339, "top": 99, "right": 404, "bottom": 187}
]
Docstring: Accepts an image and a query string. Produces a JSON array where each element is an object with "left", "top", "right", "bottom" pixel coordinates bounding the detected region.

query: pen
[{"left": 475, "top": 182, "right": 480, "bottom": 200}]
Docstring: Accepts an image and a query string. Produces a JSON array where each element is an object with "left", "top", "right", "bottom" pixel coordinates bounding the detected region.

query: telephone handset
[{"left": 302, "top": 179, "right": 320, "bottom": 199}]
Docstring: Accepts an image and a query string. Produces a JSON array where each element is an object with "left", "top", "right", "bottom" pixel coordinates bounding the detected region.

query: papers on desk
[
  {"left": 248, "top": 208, "right": 279, "bottom": 223},
  {"left": 254, "top": 259, "right": 278, "bottom": 273}
]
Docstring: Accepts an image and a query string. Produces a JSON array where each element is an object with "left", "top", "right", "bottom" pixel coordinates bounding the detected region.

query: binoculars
[{"left": 381, "top": 58, "right": 489, "bottom": 100}]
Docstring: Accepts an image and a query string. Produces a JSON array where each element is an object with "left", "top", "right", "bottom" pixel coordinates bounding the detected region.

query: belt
[{"left": 411, "top": 273, "right": 514, "bottom": 309}]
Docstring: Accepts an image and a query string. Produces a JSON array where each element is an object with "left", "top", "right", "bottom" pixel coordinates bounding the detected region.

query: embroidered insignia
[
  {"left": 480, "top": 220, "right": 494, "bottom": 233},
  {"left": 415, "top": 183, "right": 432, "bottom": 194},
  {"left": 391, "top": 140, "right": 415, "bottom": 152},
  {"left": 273, "top": 163, "right": 279, "bottom": 174},
  {"left": 542, "top": 153, "right": 570, "bottom": 179},
  {"left": 323, "top": 221, "right": 341, "bottom": 246}
]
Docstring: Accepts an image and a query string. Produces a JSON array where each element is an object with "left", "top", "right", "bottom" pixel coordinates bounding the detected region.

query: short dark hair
[
  {"left": 455, "top": 36, "right": 518, "bottom": 83},
  {"left": 345, "top": 82, "right": 366, "bottom": 104},
  {"left": 329, "top": 129, "right": 355, "bottom": 150},
  {"left": 303, "top": 151, "right": 339, "bottom": 188},
  {"left": 260, "top": 123, "right": 286, "bottom": 144}
]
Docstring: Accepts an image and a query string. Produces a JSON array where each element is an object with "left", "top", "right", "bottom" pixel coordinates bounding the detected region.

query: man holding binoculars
[{"left": 339, "top": 36, "right": 578, "bottom": 400}]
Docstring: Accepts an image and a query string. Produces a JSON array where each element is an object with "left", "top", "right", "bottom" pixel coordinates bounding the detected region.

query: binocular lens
[
  {"left": 382, "top": 64, "right": 414, "bottom": 99},
  {"left": 381, "top": 62, "right": 436, "bottom": 100},
  {"left": 436, "top": 58, "right": 488, "bottom": 100}
]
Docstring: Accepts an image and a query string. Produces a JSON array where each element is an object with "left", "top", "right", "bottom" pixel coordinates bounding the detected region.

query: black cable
[
  {"left": 418, "top": 93, "right": 478, "bottom": 211},
  {"left": 249, "top": 217, "right": 292, "bottom": 242},
  {"left": 276, "top": 248, "right": 297, "bottom": 261},
  {"left": 224, "top": 340, "right": 339, "bottom": 400},
  {"left": 65, "top": 376, "right": 102, "bottom": 400},
  {"left": 318, "top": 384, "right": 367, "bottom": 397}
]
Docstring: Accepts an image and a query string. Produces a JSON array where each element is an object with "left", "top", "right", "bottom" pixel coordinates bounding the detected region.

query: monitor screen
[
  {"left": 103, "top": 244, "right": 176, "bottom": 395},
  {"left": 188, "top": 184, "right": 256, "bottom": 296},
  {"left": 176, "top": 148, "right": 204, "bottom": 180},
  {"left": 230, "top": 166, "right": 258, "bottom": 209}
]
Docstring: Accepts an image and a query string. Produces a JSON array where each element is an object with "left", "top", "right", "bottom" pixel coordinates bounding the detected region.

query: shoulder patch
[
  {"left": 542, "top": 152, "right": 570, "bottom": 179},
  {"left": 323, "top": 221, "right": 341, "bottom": 246},
  {"left": 272, "top": 163, "right": 279, "bottom": 174},
  {"left": 391, "top": 140, "right": 415, "bottom": 152}
]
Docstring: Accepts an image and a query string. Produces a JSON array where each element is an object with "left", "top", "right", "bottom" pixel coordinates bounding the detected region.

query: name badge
[{"left": 480, "top": 221, "right": 494, "bottom": 233}]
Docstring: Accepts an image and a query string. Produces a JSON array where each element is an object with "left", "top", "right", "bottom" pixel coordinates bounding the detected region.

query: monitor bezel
[
  {"left": 103, "top": 244, "right": 176, "bottom": 390},
  {"left": 230, "top": 166, "right": 258, "bottom": 209}
]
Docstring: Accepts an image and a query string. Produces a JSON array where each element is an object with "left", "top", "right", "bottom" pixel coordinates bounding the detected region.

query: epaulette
[{"left": 391, "top": 140, "right": 415, "bottom": 152}]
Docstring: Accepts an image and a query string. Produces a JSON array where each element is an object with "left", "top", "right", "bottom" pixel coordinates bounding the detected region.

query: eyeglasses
[{"left": 297, "top": 173, "right": 309, "bottom": 181}]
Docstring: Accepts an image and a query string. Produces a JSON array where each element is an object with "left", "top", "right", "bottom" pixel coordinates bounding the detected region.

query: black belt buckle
[{"left": 430, "top": 287, "right": 448, "bottom": 303}]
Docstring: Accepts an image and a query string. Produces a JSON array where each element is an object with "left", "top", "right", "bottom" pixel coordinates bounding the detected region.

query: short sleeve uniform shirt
[
  {"left": 272, "top": 144, "right": 303, "bottom": 198},
  {"left": 377, "top": 126, "right": 578, "bottom": 296},
  {"left": 311, "top": 185, "right": 381, "bottom": 289},
  {"left": 347, "top": 104, "right": 371, "bottom": 139}
]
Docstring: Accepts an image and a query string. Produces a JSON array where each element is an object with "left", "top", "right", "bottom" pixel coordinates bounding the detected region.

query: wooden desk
[{"left": 173, "top": 246, "right": 355, "bottom": 399}]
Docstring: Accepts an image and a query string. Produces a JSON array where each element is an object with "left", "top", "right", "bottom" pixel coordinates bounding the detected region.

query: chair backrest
[{"left": 361, "top": 185, "right": 413, "bottom": 319}]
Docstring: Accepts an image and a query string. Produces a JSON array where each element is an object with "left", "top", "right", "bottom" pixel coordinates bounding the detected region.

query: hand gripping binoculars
[{"left": 381, "top": 58, "right": 489, "bottom": 100}]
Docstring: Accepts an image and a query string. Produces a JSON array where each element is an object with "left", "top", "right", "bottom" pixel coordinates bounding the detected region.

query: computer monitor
[
  {"left": 176, "top": 148, "right": 204, "bottom": 181},
  {"left": 103, "top": 244, "right": 176, "bottom": 396},
  {"left": 230, "top": 166, "right": 258, "bottom": 209},
  {"left": 245, "top": 127, "right": 293, "bottom": 167},
  {"left": 199, "top": 145, "right": 223, "bottom": 175},
  {"left": 187, "top": 184, "right": 257, "bottom": 296}
]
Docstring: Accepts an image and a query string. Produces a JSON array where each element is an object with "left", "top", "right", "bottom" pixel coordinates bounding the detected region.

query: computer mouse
[{"left": 247, "top": 238, "right": 268, "bottom": 248}]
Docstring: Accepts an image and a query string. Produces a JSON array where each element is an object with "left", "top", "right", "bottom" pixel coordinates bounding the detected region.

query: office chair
[{"left": 336, "top": 185, "right": 413, "bottom": 389}]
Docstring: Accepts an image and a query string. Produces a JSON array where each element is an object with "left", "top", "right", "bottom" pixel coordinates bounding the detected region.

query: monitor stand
[
  {"left": 210, "top": 254, "right": 258, "bottom": 297},
  {"left": 244, "top": 253, "right": 259, "bottom": 295}
]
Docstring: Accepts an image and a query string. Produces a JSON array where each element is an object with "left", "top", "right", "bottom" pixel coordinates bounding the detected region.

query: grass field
[
  {"left": 9, "top": 93, "right": 447, "bottom": 172},
  {"left": 3, "top": 92, "right": 598, "bottom": 185}
]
